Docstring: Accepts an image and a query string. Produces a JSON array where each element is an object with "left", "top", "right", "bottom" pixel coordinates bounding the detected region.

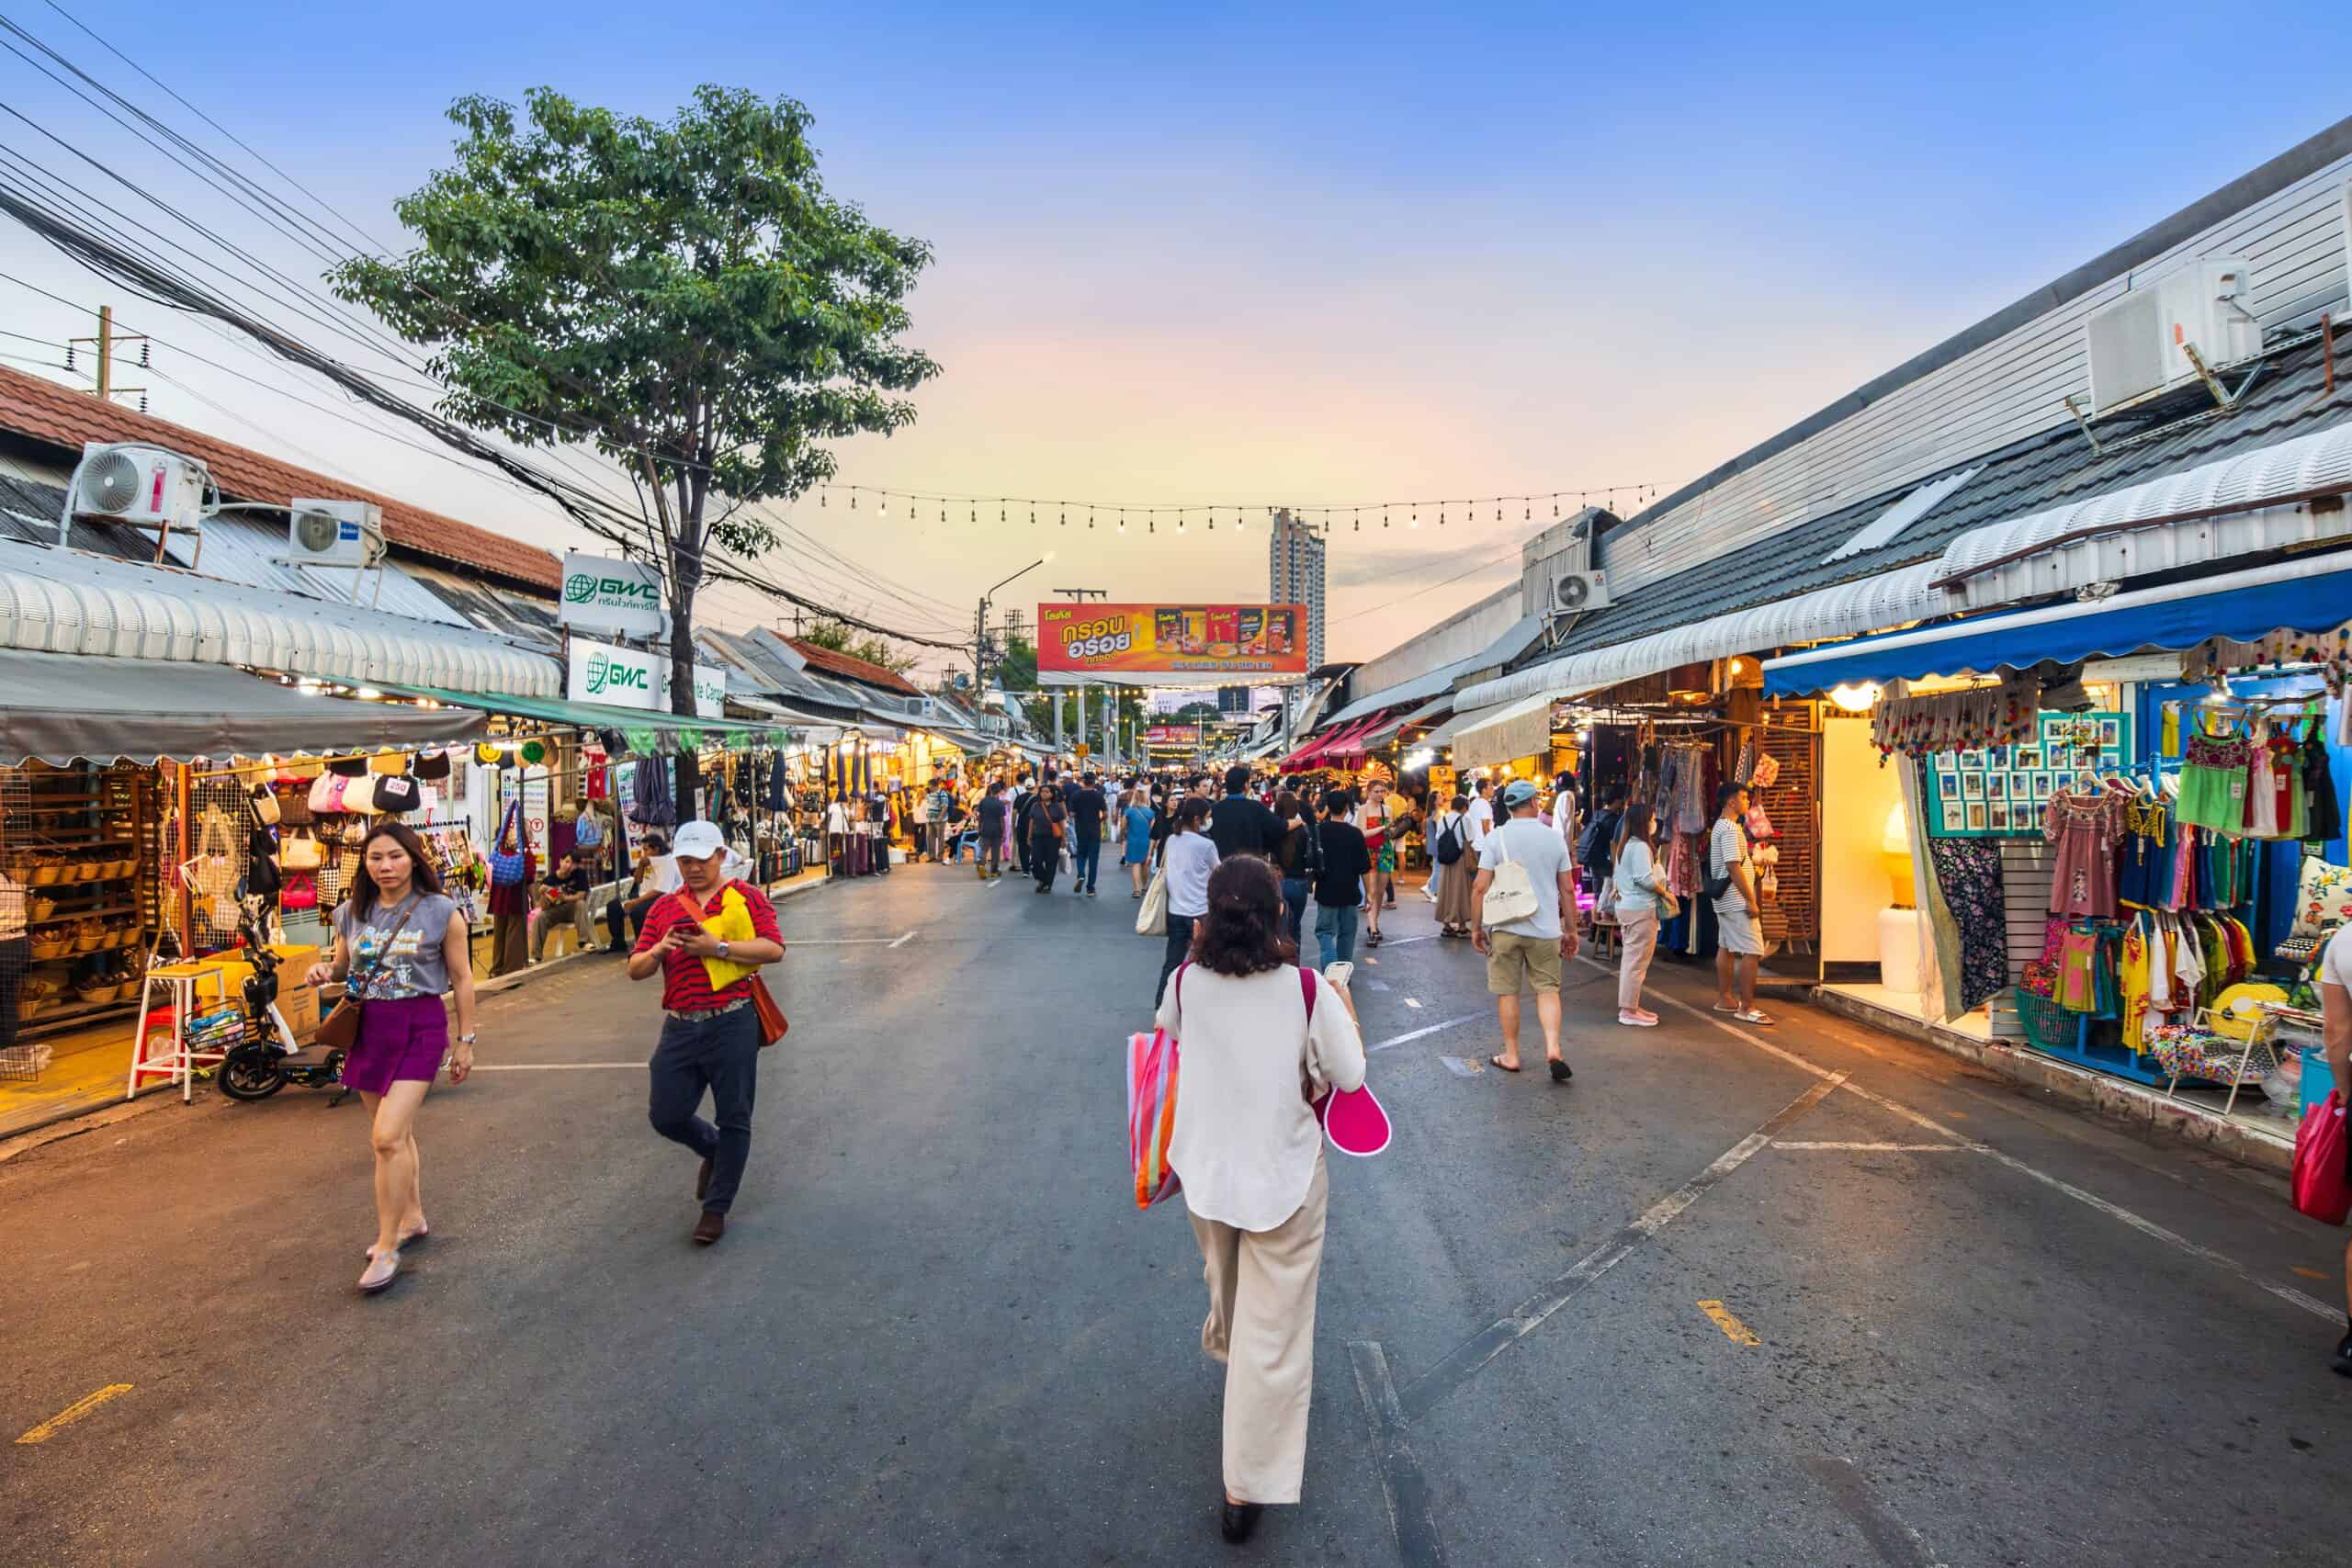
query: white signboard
[
  {"left": 559, "top": 552, "right": 665, "bottom": 639},
  {"left": 567, "top": 638, "right": 727, "bottom": 720}
]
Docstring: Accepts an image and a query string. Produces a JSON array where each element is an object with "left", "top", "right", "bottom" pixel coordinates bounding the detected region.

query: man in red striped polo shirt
[{"left": 628, "top": 819, "right": 785, "bottom": 1246}]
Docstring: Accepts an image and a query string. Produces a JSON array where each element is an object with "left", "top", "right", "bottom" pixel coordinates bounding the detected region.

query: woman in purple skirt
[{"left": 306, "top": 820, "right": 477, "bottom": 1294}]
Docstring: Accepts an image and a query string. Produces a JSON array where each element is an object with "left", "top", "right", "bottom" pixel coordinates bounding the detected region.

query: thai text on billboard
[{"left": 1036, "top": 603, "right": 1307, "bottom": 676}]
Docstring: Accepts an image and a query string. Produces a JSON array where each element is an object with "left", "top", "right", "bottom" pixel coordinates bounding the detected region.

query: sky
[{"left": 1, "top": 0, "right": 2345, "bottom": 684}]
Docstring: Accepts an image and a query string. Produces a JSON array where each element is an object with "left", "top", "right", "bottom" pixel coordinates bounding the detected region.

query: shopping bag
[
  {"left": 1136, "top": 866, "right": 1169, "bottom": 936},
  {"left": 1127, "top": 963, "right": 1186, "bottom": 1209},
  {"left": 2290, "top": 1090, "right": 2350, "bottom": 1226},
  {"left": 1480, "top": 835, "right": 1538, "bottom": 927}
]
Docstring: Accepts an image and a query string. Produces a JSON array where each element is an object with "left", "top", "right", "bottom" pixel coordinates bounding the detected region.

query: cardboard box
[{"left": 277, "top": 981, "right": 320, "bottom": 1043}]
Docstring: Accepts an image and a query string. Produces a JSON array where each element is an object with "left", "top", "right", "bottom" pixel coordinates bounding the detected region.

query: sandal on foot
[
  {"left": 1488, "top": 1055, "right": 1522, "bottom": 1073},
  {"left": 357, "top": 1247, "right": 401, "bottom": 1293},
  {"left": 1548, "top": 1057, "right": 1573, "bottom": 1082},
  {"left": 363, "top": 1224, "right": 427, "bottom": 1258},
  {"left": 1735, "top": 1010, "right": 1776, "bottom": 1026}
]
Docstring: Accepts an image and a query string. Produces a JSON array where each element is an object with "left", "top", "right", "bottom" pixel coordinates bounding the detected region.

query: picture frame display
[{"left": 1923, "top": 711, "right": 2135, "bottom": 839}]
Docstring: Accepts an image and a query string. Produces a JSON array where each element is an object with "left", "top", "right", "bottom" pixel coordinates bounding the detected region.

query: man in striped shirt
[{"left": 628, "top": 819, "right": 785, "bottom": 1246}]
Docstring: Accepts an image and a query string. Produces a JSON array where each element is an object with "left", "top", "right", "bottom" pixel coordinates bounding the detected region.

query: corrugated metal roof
[
  {"left": 1490, "top": 330, "right": 2352, "bottom": 682},
  {"left": 0, "top": 536, "right": 558, "bottom": 694},
  {"left": 1320, "top": 614, "right": 1544, "bottom": 727}
]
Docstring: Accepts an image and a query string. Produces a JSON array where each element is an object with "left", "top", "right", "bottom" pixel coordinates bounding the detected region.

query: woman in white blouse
[
  {"left": 1153, "top": 853, "right": 1365, "bottom": 1543},
  {"left": 1611, "top": 802, "right": 1666, "bottom": 1027},
  {"left": 1154, "top": 795, "right": 1220, "bottom": 1007}
]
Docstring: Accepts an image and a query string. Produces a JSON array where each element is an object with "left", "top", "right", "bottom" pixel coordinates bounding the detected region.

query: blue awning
[{"left": 1763, "top": 557, "right": 2352, "bottom": 696}]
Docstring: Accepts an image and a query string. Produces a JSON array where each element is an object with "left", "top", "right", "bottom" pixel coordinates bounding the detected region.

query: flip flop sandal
[
  {"left": 1488, "top": 1055, "right": 1522, "bottom": 1073},
  {"left": 1735, "top": 1010, "right": 1777, "bottom": 1027},
  {"left": 1548, "top": 1058, "right": 1573, "bottom": 1082},
  {"left": 363, "top": 1225, "right": 428, "bottom": 1258},
  {"left": 357, "top": 1247, "right": 401, "bottom": 1294}
]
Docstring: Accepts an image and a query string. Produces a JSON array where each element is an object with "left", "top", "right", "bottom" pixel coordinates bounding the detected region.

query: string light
[
  {"left": 1116, "top": 513, "right": 1126, "bottom": 535},
  {"left": 879, "top": 497, "right": 888, "bottom": 516},
  {"left": 1176, "top": 514, "right": 1186, "bottom": 534}
]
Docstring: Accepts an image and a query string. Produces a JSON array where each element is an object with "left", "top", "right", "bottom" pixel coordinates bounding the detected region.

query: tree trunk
[{"left": 669, "top": 545, "right": 704, "bottom": 819}]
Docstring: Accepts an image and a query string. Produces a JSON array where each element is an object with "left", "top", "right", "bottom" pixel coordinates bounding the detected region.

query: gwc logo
[
  {"left": 565, "top": 570, "right": 661, "bottom": 609},
  {"left": 582, "top": 649, "right": 650, "bottom": 697}
]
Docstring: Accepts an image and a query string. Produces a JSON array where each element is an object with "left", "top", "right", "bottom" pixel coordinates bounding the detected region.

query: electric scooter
[{"left": 213, "top": 898, "right": 349, "bottom": 1103}]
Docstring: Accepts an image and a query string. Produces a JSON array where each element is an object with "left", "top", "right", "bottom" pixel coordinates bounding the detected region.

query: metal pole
[{"left": 96, "top": 305, "right": 112, "bottom": 400}]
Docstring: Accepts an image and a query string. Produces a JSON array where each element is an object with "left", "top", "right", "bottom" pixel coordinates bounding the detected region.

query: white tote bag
[
  {"left": 1136, "top": 866, "right": 1169, "bottom": 937},
  {"left": 1480, "top": 829, "right": 1539, "bottom": 928}
]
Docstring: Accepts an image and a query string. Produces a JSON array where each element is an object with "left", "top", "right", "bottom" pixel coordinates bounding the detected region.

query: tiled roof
[
  {"left": 0, "top": 363, "right": 562, "bottom": 592},
  {"left": 783, "top": 636, "right": 922, "bottom": 696},
  {"left": 1532, "top": 329, "right": 2352, "bottom": 667}
]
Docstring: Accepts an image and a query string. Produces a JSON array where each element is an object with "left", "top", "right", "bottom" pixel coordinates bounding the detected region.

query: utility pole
[{"left": 69, "top": 305, "right": 148, "bottom": 411}]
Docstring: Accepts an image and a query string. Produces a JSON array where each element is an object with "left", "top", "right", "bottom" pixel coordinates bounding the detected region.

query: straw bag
[
  {"left": 277, "top": 829, "right": 325, "bottom": 872},
  {"left": 192, "top": 807, "right": 239, "bottom": 902},
  {"left": 248, "top": 782, "right": 280, "bottom": 827}
]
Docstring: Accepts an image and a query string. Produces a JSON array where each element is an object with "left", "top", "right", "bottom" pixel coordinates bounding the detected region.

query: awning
[
  {"left": 1457, "top": 562, "right": 1946, "bottom": 710},
  {"left": 1283, "top": 715, "right": 1380, "bottom": 772},
  {"left": 1763, "top": 557, "right": 2352, "bottom": 695},
  {"left": 1352, "top": 694, "right": 1453, "bottom": 753},
  {"left": 1451, "top": 692, "right": 1557, "bottom": 770},
  {"left": 378, "top": 683, "right": 797, "bottom": 754},
  {"left": 1317, "top": 713, "right": 1394, "bottom": 768},
  {"left": 0, "top": 536, "right": 558, "bottom": 696},
  {"left": 1317, "top": 615, "right": 1545, "bottom": 728},
  {"left": 0, "top": 650, "right": 489, "bottom": 765}
]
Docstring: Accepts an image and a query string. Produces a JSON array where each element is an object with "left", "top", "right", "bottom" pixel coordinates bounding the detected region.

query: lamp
[
  {"left": 1881, "top": 801, "right": 1915, "bottom": 909},
  {"left": 1830, "top": 681, "right": 1881, "bottom": 714}
]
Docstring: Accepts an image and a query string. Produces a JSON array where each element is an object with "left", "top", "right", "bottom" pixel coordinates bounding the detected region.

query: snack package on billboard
[
  {"left": 1238, "top": 607, "right": 1266, "bottom": 652},
  {"left": 1155, "top": 608, "right": 1185, "bottom": 646}
]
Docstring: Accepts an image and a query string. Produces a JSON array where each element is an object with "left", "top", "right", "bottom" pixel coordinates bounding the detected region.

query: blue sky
[{"left": 1, "top": 1, "right": 2344, "bottom": 672}]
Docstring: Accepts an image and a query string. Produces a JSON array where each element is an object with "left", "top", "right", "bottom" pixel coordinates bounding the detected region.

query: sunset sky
[{"left": 2, "top": 1, "right": 2341, "bottom": 682}]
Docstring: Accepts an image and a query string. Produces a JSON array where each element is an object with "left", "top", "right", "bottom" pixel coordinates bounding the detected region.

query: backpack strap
[{"left": 1298, "top": 964, "right": 1317, "bottom": 1021}]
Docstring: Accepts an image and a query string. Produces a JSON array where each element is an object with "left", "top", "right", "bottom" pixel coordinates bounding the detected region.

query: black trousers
[
  {"left": 1154, "top": 913, "right": 1196, "bottom": 1007},
  {"left": 605, "top": 892, "right": 654, "bottom": 951},
  {"left": 1031, "top": 837, "right": 1058, "bottom": 892},
  {"left": 647, "top": 1004, "right": 761, "bottom": 1215}
]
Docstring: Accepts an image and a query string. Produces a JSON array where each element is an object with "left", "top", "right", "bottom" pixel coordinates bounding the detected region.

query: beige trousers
[
  {"left": 1188, "top": 1155, "right": 1329, "bottom": 1505},
  {"left": 1618, "top": 908, "right": 1659, "bottom": 1010}
]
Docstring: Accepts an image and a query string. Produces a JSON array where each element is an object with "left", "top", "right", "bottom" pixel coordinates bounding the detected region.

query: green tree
[
  {"left": 800, "top": 617, "right": 916, "bottom": 675},
  {"left": 332, "top": 85, "right": 938, "bottom": 799}
]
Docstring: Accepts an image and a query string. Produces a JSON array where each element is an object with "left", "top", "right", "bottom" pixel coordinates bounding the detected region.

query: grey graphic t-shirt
[{"left": 334, "top": 893, "right": 458, "bottom": 1000}]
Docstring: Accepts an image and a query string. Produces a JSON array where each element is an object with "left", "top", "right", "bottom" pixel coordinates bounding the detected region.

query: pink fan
[{"left": 1315, "top": 1084, "right": 1392, "bottom": 1157}]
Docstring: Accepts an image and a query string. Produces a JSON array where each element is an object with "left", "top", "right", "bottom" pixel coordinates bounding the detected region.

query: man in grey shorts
[{"left": 1709, "top": 782, "right": 1772, "bottom": 1025}]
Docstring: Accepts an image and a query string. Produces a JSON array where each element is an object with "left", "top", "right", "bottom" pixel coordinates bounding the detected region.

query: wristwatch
[
  {"left": 716, "top": 941, "right": 732, "bottom": 960},
  {"left": 458, "top": 1032, "right": 478, "bottom": 1044}
]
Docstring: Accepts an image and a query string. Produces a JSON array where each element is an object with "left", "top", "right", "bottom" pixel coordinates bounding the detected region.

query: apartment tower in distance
[{"left": 1267, "top": 507, "right": 1326, "bottom": 669}]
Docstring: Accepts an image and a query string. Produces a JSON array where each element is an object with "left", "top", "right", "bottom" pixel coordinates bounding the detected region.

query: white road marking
[
  {"left": 1403, "top": 997, "right": 1423, "bottom": 1010},
  {"left": 1380, "top": 934, "right": 1439, "bottom": 946},
  {"left": 1773, "top": 1141, "right": 1974, "bottom": 1152},
  {"left": 1601, "top": 959, "right": 2345, "bottom": 1325},
  {"left": 778, "top": 937, "right": 907, "bottom": 946},
  {"left": 1367, "top": 1012, "right": 1487, "bottom": 1055},
  {"left": 889, "top": 930, "right": 918, "bottom": 948},
  {"left": 471, "top": 1062, "right": 642, "bottom": 1071}
]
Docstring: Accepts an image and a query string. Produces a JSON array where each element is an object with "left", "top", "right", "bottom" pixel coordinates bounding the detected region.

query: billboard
[
  {"left": 559, "top": 552, "right": 665, "bottom": 639},
  {"left": 566, "top": 637, "right": 726, "bottom": 718},
  {"left": 1036, "top": 603, "right": 1307, "bottom": 677}
]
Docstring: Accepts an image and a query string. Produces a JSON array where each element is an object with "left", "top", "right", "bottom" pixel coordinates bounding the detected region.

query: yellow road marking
[
  {"left": 2291, "top": 1266, "right": 2329, "bottom": 1281},
  {"left": 16, "top": 1383, "right": 132, "bottom": 1445},
  {"left": 1696, "top": 1301, "right": 1761, "bottom": 1347}
]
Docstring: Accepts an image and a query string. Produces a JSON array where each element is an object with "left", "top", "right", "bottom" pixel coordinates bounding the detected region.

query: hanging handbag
[
  {"left": 413, "top": 748, "right": 453, "bottom": 782},
  {"left": 277, "top": 785, "right": 312, "bottom": 828},
  {"left": 192, "top": 806, "right": 239, "bottom": 901},
  {"left": 280, "top": 872, "right": 318, "bottom": 912},
  {"left": 245, "top": 828, "right": 282, "bottom": 896},
  {"left": 371, "top": 774, "right": 422, "bottom": 815},
  {"left": 277, "top": 829, "right": 325, "bottom": 872},
  {"left": 487, "top": 801, "right": 527, "bottom": 886},
  {"left": 249, "top": 782, "right": 281, "bottom": 827},
  {"left": 340, "top": 774, "right": 382, "bottom": 815},
  {"left": 1136, "top": 866, "right": 1169, "bottom": 936},
  {"left": 308, "top": 773, "right": 348, "bottom": 816}
]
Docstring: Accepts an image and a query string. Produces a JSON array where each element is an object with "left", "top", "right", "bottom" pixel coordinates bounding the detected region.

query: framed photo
[
  {"left": 1984, "top": 773, "right": 2007, "bottom": 801},
  {"left": 2014, "top": 746, "right": 2041, "bottom": 770},
  {"left": 1965, "top": 802, "right": 1988, "bottom": 830},
  {"left": 2009, "top": 772, "right": 2032, "bottom": 802},
  {"left": 2037, "top": 770, "right": 2060, "bottom": 797},
  {"left": 1988, "top": 803, "right": 2011, "bottom": 831},
  {"left": 2097, "top": 717, "right": 2121, "bottom": 748},
  {"left": 1933, "top": 751, "right": 1961, "bottom": 773},
  {"left": 1938, "top": 772, "right": 1962, "bottom": 801},
  {"left": 1962, "top": 773, "right": 1985, "bottom": 800},
  {"left": 1958, "top": 749, "right": 1987, "bottom": 772},
  {"left": 1940, "top": 800, "right": 1964, "bottom": 832},
  {"left": 1988, "top": 746, "right": 2011, "bottom": 768}
]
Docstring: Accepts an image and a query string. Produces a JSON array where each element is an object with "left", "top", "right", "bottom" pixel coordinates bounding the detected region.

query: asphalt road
[{"left": 4, "top": 863, "right": 2348, "bottom": 1566}]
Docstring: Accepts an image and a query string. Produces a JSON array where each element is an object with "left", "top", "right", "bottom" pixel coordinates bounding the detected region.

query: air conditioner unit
[
  {"left": 904, "top": 694, "right": 939, "bottom": 719},
  {"left": 62, "top": 441, "right": 209, "bottom": 560},
  {"left": 286, "top": 498, "right": 386, "bottom": 568},
  {"left": 1552, "top": 569, "right": 1611, "bottom": 614},
  {"left": 2086, "top": 256, "right": 2260, "bottom": 414}
]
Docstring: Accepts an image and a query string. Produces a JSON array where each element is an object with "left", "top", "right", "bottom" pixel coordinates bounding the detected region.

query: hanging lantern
[
  {"left": 521, "top": 739, "right": 548, "bottom": 765},
  {"left": 475, "top": 742, "right": 503, "bottom": 765}
]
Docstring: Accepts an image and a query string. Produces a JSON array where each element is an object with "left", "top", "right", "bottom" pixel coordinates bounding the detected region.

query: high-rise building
[{"left": 1267, "top": 507, "right": 1326, "bottom": 669}]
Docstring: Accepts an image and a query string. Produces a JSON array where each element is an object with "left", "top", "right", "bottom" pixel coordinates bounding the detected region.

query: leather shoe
[
  {"left": 692, "top": 1210, "right": 725, "bottom": 1246},
  {"left": 696, "top": 1156, "right": 713, "bottom": 1202},
  {"left": 1219, "top": 1501, "right": 1262, "bottom": 1544}
]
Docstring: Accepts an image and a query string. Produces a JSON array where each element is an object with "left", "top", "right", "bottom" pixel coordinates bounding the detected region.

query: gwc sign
[
  {"left": 558, "top": 552, "right": 665, "bottom": 639},
  {"left": 566, "top": 637, "right": 727, "bottom": 719}
]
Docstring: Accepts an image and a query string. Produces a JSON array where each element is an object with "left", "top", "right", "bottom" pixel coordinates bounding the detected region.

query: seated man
[{"left": 534, "top": 851, "right": 594, "bottom": 962}]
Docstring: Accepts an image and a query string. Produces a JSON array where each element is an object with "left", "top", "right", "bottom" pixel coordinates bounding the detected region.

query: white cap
[{"left": 670, "top": 819, "right": 727, "bottom": 860}]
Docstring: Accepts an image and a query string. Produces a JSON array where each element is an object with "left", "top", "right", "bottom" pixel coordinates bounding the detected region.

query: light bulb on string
[
  {"left": 1117, "top": 513, "right": 1126, "bottom": 535},
  {"left": 1495, "top": 506, "right": 1501, "bottom": 522},
  {"left": 1524, "top": 504, "right": 1531, "bottom": 521},
  {"left": 1352, "top": 512, "right": 1361, "bottom": 532},
  {"left": 1176, "top": 514, "right": 1185, "bottom": 535},
  {"left": 820, "top": 491, "right": 827, "bottom": 508},
  {"left": 879, "top": 496, "right": 888, "bottom": 517},
  {"left": 1207, "top": 509, "right": 1216, "bottom": 531},
  {"left": 851, "top": 492, "right": 858, "bottom": 511}
]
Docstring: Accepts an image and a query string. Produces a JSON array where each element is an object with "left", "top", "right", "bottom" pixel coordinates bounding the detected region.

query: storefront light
[
  {"left": 1404, "top": 748, "right": 1435, "bottom": 771},
  {"left": 1828, "top": 681, "right": 1882, "bottom": 714},
  {"left": 356, "top": 686, "right": 384, "bottom": 700}
]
